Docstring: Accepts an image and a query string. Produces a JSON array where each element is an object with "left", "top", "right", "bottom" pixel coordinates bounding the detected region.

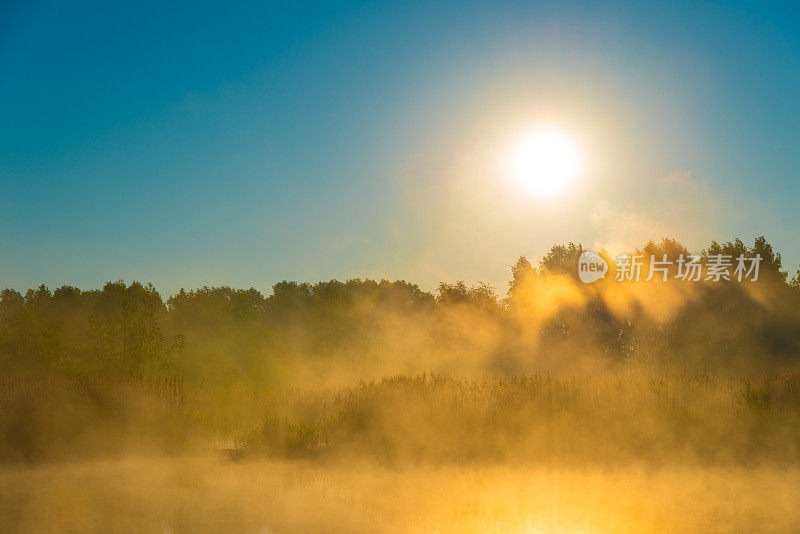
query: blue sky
[{"left": 2, "top": 0, "right": 800, "bottom": 295}]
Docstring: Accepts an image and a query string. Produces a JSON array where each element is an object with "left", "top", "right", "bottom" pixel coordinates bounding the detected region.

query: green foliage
[
  {"left": 539, "top": 242, "right": 584, "bottom": 275},
  {"left": 0, "top": 236, "right": 799, "bottom": 382},
  {"left": 90, "top": 281, "right": 174, "bottom": 375},
  {"left": 0, "top": 281, "right": 178, "bottom": 377}
]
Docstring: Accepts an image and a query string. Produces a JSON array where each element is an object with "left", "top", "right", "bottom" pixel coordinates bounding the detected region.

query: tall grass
[
  {"left": 238, "top": 372, "right": 800, "bottom": 466},
  {"left": 0, "top": 375, "right": 191, "bottom": 462},
  {"left": 4, "top": 371, "right": 800, "bottom": 466}
]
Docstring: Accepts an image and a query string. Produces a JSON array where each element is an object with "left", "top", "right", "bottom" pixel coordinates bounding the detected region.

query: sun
[{"left": 509, "top": 127, "right": 582, "bottom": 199}]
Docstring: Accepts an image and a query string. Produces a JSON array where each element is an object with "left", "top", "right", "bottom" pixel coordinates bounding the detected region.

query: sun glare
[{"left": 510, "top": 128, "right": 582, "bottom": 199}]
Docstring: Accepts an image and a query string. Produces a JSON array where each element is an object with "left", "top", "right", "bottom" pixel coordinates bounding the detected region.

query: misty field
[
  {"left": 3, "top": 239, "right": 800, "bottom": 531},
  {"left": 2, "top": 372, "right": 800, "bottom": 532}
]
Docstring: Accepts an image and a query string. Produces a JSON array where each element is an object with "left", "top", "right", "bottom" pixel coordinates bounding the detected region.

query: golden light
[{"left": 509, "top": 127, "right": 582, "bottom": 199}]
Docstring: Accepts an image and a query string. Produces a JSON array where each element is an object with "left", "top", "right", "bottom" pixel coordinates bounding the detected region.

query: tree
[{"left": 90, "top": 281, "right": 173, "bottom": 375}]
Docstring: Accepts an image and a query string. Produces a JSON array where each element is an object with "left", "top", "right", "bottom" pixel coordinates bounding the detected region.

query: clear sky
[{"left": 2, "top": 0, "right": 800, "bottom": 296}]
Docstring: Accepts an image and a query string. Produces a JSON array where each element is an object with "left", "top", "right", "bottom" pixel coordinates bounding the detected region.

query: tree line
[{"left": 2, "top": 236, "right": 800, "bottom": 382}]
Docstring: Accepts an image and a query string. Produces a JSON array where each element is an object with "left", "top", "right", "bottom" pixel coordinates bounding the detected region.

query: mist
[{"left": 3, "top": 236, "right": 800, "bottom": 531}]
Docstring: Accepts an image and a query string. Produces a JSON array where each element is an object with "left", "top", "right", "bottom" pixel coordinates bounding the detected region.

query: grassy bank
[
  {"left": 238, "top": 373, "right": 800, "bottom": 466},
  {"left": 3, "top": 372, "right": 800, "bottom": 466}
]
